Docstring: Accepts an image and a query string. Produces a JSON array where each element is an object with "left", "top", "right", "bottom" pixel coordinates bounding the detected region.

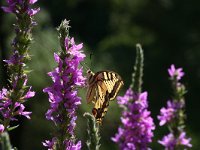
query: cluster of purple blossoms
[
  {"left": 157, "top": 64, "right": 192, "bottom": 149},
  {"left": 112, "top": 88, "right": 155, "bottom": 150},
  {"left": 0, "top": 86, "right": 35, "bottom": 122},
  {"left": 43, "top": 36, "right": 85, "bottom": 149},
  {"left": 0, "top": 0, "right": 38, "bottom": 132},
  {"left": 158, "top": 132, "right": 192, "bottom": 149},
  {"left": 2, "top": 0, "right": 40, "bottom": 16},
  {"left": 157, "top": 100, "right": 183, "bottom": 126}
]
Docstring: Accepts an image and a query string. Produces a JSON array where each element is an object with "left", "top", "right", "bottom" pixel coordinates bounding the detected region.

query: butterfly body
[{"left": 86, "top": 70, "right": 124, "bottom": 123}]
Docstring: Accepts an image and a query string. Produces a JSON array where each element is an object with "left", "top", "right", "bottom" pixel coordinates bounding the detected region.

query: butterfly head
[
  {"left": 87, "top": 69, "right": 95, "bottom": 83},
  {"left": 87, "top": 69, "right": 95, "bottom": 75}
]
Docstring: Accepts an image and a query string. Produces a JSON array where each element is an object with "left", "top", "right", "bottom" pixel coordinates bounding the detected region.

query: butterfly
[{"left": 86, "top": 70, "right": 124, "bottom": 123}]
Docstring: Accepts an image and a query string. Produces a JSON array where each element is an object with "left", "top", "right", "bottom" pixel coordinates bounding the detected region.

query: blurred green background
[{"left": 0, "top": 0, "right": 200, "bottom": 149}]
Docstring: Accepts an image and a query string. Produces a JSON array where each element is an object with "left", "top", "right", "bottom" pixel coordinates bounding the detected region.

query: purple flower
[
  {"left": 42, "top": 137, "right": 56, "bottom": 150},
  {"left": 29, "top": 0, "right": 38, "bottom": 4},
  {"left": 64, "top": 140, "right": 82, "bottom": 150},
  {"left": 158, "top": 132, "right": 192, "bottom": 149},
  {"left": 158, "top": 133, "right": 176, "bottom": 150},
  {"left": 117, "top": 88, "right": 133, "bottom": 105},
  {"left": 28, "top": 7, "right": 40, "bottom": 16},
  {"left": 43, "top": 35, "right": 85, "bottom": 149},
  {"left": 168, "top": 64, "right": 184, "bottom": 80},
  {"left": 0, "top": 124, "right": 5, "bottom": 133},
  {"left": 14, "top": 103, "right": 32, "bottom": 119},
  {"left": 3, "top": 51, "right": 23, "bottom": 65},
  {"left": 0, "top": 88, "right": 8, "bottom": 100},
  {"left": 157, "top": 100, "right": 183, "bottom": 126},
  {"left": 23, "top": 87, "right": 35, "bottom": 99},
  {"left": 178, "top": 132, "right": 192, "bottom": 148},
  {"left": 112, "top": 88, "right": 155, "bottom": 150}
]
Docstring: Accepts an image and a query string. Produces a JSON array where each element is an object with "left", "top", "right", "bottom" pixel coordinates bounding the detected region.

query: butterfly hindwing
[{"left": 92, "top": 91, "right": 110, "bottom": 124}]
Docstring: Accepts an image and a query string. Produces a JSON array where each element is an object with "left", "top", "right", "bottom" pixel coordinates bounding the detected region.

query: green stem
[
  {"left": 0, "top": 132, "right": 12, "bottom": 150},
  {"left": 84, "top": 113, "right": 101, "bottom": 150},
  {"left": 130, "top": 43, "right": 144, "bottom": 93}
]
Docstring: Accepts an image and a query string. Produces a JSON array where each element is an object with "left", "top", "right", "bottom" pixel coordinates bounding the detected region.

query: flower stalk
[
  {"left": 157, "top": 65, "right": 192, "bottom": 149},
  {"left": 130, "top": 44, "right": 144, "bottom": 93},
  {"left": 0, "top": 132, "right": 13, "bottom": 150},
  {"left": 43, "top": 20, "right": 85, "bottom": 150},
  {"left": 84, "top": 112, "right": 101, "bottom": 150}
]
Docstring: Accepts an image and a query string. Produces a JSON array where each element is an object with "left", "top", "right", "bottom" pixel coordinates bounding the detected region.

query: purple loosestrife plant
[
  {"left": 43, "top": 20, "right": 85, "bottom": 150},
  {"left": 157, "top": 64, "right": 192, "bottom": 149},
  {"left": 0, "top": 0, "right": 39, "bottom": 132},
  {"left": 112, "top": 44, "right": 155, "bottom": 150}
]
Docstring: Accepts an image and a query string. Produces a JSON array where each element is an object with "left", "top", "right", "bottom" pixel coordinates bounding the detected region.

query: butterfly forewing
[{"left": 102, "top": 71, "right": 124, "bottom": 100}]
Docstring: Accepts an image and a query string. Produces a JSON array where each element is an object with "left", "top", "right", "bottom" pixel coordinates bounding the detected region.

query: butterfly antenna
[
  {"left": 80, "top": 62, "right": 90, "bottom": 71},
  {"left": 90, "top": 53, "right": 93, "bottom": 68}
]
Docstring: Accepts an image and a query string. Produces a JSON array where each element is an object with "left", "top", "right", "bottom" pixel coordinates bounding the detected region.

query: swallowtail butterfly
[{"left": 86, "top": 70, "right": 124, "bottom": 123}]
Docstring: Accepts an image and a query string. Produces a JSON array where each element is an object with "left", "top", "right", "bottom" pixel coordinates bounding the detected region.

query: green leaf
[{"left": 7, "top": 125, "right": 19, "bottom": 131}]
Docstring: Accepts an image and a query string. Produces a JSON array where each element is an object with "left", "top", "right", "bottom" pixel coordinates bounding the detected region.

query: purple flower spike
[
  {"left": 0, "top": 0, "right": 38, "bottom": 132},
  {"left": 158, "top": 64, "right": 192, "bottom": 149},
  {"left": 168, "top": 64, "right": 184, "bottom": 80},
  {"left": 43, "top": 20, "right": 85, "bottom": 149},
  {"left": 112, "top": 88, "right": 155, "bottom": 149}
]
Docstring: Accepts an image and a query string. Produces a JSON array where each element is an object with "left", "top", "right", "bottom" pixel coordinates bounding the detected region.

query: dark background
[{"left": 0, "top": 0, "right": 200, "bottom": 149}]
